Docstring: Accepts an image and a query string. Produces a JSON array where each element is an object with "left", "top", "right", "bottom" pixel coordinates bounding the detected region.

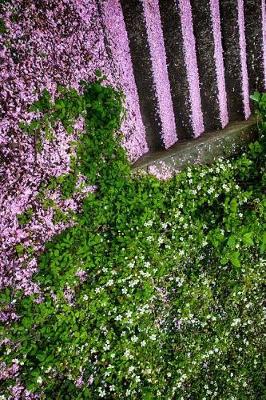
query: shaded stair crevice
[
  {"left": 120, "top": 0, "right": 164, "bottom": 152},
  {"left": 159, "top": 0, "right": 205, "bottom": 140},
  {"left": 190, "top": 0, "right": 227, "bottom": 131},
  {"left": 244, "top": 0, "right": 266, "bottom": 100},
  {"left": 159, "top": 0, "right": 195, "bottom": 141},
  {"left": 220, "top": 0, "right": 250, "bottom": 121}
]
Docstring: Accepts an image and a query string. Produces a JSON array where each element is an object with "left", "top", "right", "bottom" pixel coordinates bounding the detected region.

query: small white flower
[
  {"left": 150, "top": 334, "right": 156, "bottom": 341},
  {"left": 144, "top": 220, "right": 153, "bottom": 227},
  {"left": 141, "top": 340, "right": 146, "bottom": 347},
  {"left": 222, "top": 183, "right": 230, "bottom": 192},
  {"left": 126, "top": 310, "right": 132, "bottom": 318},
  {"left": 37, "top": 376, "right": 43, "bottom": 384},
  {"left": 158, "top": 236, "right": 164, "bottom": 244},
  {"left": 104, "top": 370, "right": 111, "bottom": 377},
  {"left": 208, "top": 187, "right": 214, "bottom": 194},
  {"left": 124, "top": 349, "right": 131, "bottom": 358},
  {"left": 83, "top": 294, "right": 88, "bottom": 301},
  {"left": 146, "top": 368, "right": 152, "bottom": 374},
  {"left": 98, "top": 388, "right": 106, "bottom": 398},
  {"left": 144, "top": 261, "right": 151, "bottom": 268},
  {"left": 231, "top": 318, "right": 241, "bottom": 327}
]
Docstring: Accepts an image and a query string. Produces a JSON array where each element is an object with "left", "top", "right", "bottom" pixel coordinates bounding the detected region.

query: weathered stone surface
[
  {"left": 190, "top": 0, "right": 226, "bottom": 131},
  {"left": 120, "top": 0, "right": 163, "bottom": 151},
  {"left": 133, "top": 117, "right": 257, "bottom": 173},
  {"left": 245, "top": 0, "right": 266, "bottom": 94},
  {"left": 159, "top": 0, "right": 197, "bottom": 140},
  {"left": 220, "top": 0, "right": 251, "bottom": 121}
]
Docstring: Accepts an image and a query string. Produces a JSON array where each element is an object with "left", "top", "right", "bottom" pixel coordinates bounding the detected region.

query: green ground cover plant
[{"left": 1, "top": 82, "right": 265, "bottom": 399}]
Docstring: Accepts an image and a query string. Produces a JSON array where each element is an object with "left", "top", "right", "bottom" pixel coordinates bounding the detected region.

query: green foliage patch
[{"left": 1, "top": 82, "right": 265, "bottom": 399}]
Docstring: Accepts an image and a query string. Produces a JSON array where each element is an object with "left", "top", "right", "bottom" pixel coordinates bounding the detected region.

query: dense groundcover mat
[{"left": 1, "top": 82, "right": 266, "bottom": 399}]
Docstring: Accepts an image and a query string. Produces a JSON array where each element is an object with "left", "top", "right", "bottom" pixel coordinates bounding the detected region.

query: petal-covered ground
[{"left": 0, "top": 0, "right": 147, "bottom": 298}]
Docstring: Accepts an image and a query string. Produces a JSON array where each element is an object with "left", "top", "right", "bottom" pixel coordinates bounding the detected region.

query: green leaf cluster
[{"left": 1, "top": 86, "right": 265, "bottom": 399}]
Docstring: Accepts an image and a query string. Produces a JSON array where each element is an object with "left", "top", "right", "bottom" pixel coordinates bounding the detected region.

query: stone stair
[{"left": 101, "top": 0, "right": 265, "bottom": 168}]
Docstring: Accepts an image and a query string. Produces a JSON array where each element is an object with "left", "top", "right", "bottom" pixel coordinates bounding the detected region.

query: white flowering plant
[{"left": 0, "top": 86, "right": 265, "bottom": 399}]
